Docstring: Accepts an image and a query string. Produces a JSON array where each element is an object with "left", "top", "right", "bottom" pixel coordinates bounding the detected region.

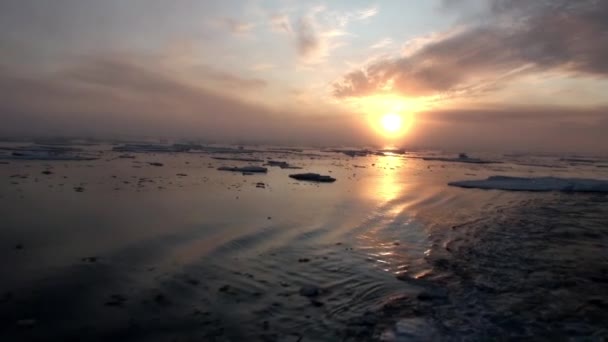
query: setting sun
[
  {"left": 347, "top": 94, "right": 419, "bottom": 139},
  {"left": 381, "top": 113, "right": 402, "bottom": 133}
]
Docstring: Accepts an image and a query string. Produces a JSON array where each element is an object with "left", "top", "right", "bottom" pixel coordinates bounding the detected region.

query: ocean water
[{"left": 1, "top": 144, "right": 607, "bottom": 341}]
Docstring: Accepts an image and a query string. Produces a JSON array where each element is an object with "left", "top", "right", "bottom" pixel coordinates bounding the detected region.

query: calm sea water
[{"left": 1, "top": 145, "right": 607, "bottom": 341}]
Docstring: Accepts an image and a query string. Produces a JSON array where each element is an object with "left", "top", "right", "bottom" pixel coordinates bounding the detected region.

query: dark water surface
[{"left": 1, "top": 147, "right": 607, "bottom": 341}]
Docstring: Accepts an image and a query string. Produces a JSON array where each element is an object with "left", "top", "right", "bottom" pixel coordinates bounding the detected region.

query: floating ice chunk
[
  {"left": 0, "top": 151, "right": 98, "bottom": 161},
  {"left": 266, "top": 160, "right": 302, "bottom": 169},
  {"left": 113, "top": 144, "right": 171, "bottom": 153},
  {"left": 289, "top": 173, "right": 336, "bottom": 182},
  {"left": 112, "top": 144, "right": 192, "bottom": 153},
  {"left": 217, "top": 166, "right": 268, "bottom": 173},
  {"left": 327, "top": 149, "right": 372, "bottom": 157},
  {"left": 212, "top": 157, "right": 264, "bottom": 162},
  {"left": 560, "top": 157, "right": 600, "bottom": 163},
  {"left": 267, "top": 160, "right": 289, "bottom": 167},
  {"left": 0, "top": 145, "right": 83, "bottom": 153},
  {"left": 449, "top": 175, "right": 608, "bottom": 192},
  {"left": 422, "top": 153, "right": 500, "bottom": 164}
]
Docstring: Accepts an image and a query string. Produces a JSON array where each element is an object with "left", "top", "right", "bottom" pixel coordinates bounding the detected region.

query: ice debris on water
[
  {"left": 422, "top": 153, "right": 500, "bottom": 164},
  {"left": 212, "top": 157, "right": 264, "bottom": 162},
  {"left": 266, "top": 160, "right": 302, "bottom": 169},
  {"left": 449, "top": 175, "right": 608, "bottom": 192},
  {"left": 217, "top": 166, "right": 268, "bottom": 173},
  {"left": 1, "top": 152, "right": 97, "bottom": 161}
]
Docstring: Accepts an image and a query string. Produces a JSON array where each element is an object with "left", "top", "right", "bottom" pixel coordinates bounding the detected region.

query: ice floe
[
  {"left": 422, "top": 153, "right": 500, "bottom": 164},
  {"left": 0, "top": 151, "right": 98, "bottom": 161},
  {"left": 212, "top": 157, "right": 264, "bottom": 162},
  {"left": 0, "top": 145, "right": 99, "bottom": 161},
  {"left": 560, "top": 157, "right": 601, "bottom": 164},
  {"left": 326, "top": 149, "right": 375, "bottom": 157},
  {"left": 217, "top": 166, "right": 268, "bottom": 173},
  {"left": 266, "top": 160, "right": 302, "bottom": 169},
  {"left": 112, "top": 144, "right": 190, "bottom": 153},
  {"left": 449, "top": 176, "right": 608, "bottom": 192}
]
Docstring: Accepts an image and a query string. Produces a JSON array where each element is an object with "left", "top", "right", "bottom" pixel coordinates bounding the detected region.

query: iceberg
[{"left": 449, "top": 175, "right": 608, "bottom": 192}]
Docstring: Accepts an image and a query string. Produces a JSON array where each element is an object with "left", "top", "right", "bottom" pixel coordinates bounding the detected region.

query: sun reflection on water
[
  {"left": 373, "top": 154, "right": 405, "bottom": 203},
  {"left": 355, "top": 155, "right": 432, "bottom": 279}
]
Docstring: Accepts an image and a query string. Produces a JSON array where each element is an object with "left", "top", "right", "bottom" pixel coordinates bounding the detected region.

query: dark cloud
[
  {"left": 295, "top": 17, "right": 320, "bottom": 60},
  {"left": 334, "top": 0, "right": 608, "bottom": 98},
  {"left": 0, "top": 57, "right": 372, "bottom": 145}
]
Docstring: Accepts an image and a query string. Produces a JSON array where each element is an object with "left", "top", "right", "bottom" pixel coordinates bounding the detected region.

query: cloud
[
  {"left": 356, "top": 6, "right": 378, "bottom": 20},
  {"left": 294, "top": 16, "right": 336, "bottom": 64},
  {"left": 64, "top": 57, "right": 267, "bottom": 92},
  {"left": 370, "top": 38, "right": 393, "bottom": 49},
  {"left": 196, "top": 66, "right": 267, "bottom": 90},
  {"left": 333, "top": 0, "right": 608, "bottom": 98},
  {"left": 250, "top": 63, "right": 275, "bottom": 71},
  {"left": 293, "top": 6, "right": 351, "bottom": 65},
  {"left": 0, "top": 57, "right": 374, "bottom": 145},
  {"left": 295, "top": 17, "right": 319, "bottom": 59},
  {"left": 270, "top": 13, "right": 292, "bottom": 33},
  {"left": 287, "top": 4, "right": 378, "bottom": 65},
  {"left": 220, "top": 17, "right": 255, "bottom": 34}
]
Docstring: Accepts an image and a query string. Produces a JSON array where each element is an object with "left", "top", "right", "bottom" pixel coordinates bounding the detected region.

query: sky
[{"left": 1, "top": 0, "right": 607, "bottom": 153}]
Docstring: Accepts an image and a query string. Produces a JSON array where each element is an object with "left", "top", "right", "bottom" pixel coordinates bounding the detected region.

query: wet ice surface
[
  {"left": 376, "top": 194, "right": 608, "bottom": 341},
  {"left": 0, "top": 143, "right": 607, "bottom": 341}
]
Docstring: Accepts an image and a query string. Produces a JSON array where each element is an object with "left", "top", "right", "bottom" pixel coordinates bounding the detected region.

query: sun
[{"left": 380, "top": 113, "right": 403, "bottom": 134}]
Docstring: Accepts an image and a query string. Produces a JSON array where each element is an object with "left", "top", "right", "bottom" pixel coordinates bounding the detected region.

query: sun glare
[
  {"left": 347, "top": 95, "right": 420, "bottom": 139},
  {"left": 381, "top": 113, "right": 402, "bottom": 133}
]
